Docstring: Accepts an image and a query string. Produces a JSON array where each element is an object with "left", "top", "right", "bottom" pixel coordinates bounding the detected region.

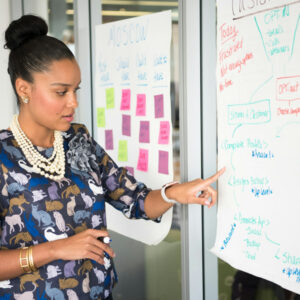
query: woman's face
[{"left": 21, "top": 58, "right": 81, "bottom": 132}]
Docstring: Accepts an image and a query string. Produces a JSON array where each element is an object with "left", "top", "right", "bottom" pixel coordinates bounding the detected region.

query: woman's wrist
[
  {"left": 162, "top": 181, "right": 180, "bottom": 204},
  {"left": 48, "top": 240, "right": 61, "bottom": 262}
]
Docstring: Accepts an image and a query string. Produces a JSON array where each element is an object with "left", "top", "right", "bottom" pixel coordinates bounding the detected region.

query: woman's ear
[{"left": 15, "top": 78, "right": 31, "bottom": 100}]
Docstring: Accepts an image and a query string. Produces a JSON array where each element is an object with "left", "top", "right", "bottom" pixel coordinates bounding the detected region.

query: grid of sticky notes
[{"left": 97, "top": 88, "right": 171, "bottom": 176}]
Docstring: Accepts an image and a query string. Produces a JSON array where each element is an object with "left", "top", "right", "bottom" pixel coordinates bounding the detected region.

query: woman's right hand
[{"left": 51, "top": 229, "right": 115, "bottom": 265}]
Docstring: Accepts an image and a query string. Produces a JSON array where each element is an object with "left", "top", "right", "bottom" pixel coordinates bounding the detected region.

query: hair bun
[{"left": 5, "top": 14, "right": 48, "bottom": 51}]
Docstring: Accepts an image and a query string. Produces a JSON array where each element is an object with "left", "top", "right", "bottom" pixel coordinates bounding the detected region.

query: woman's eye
[
  {"left": 57, "top": 91, "right": 67, "bottom": 96},
  {"left": 74, "top": 86, "right": 81, "bottom": 93}
]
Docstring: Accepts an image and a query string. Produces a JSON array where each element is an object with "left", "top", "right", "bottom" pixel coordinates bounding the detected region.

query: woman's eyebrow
[
  {"left": 50, "top": 81, "right": 81, "bottom": 87},
  {"left": 50, "top": 83, "right": 72, "bottom": 87}
]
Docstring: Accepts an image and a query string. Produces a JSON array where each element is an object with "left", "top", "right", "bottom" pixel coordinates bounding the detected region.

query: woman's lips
[{"left": 63, "top": 114, "right": 74, "bottom": 122}]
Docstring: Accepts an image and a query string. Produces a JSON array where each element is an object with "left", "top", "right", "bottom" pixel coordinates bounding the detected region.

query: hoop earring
[{"left": 21, "top": 96, "right": 29, "bottom": 104}]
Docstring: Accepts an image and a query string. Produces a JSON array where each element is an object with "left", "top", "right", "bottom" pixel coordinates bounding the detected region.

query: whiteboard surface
[
  {"left": 212, "top": 1, "right": 300, "bottom": 294},
  {"left": 94, "top": 11, "right": 173, "bottom": 245}
]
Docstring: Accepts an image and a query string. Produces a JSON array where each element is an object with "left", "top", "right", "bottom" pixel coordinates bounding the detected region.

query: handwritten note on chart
[
  {"left": 94, "top": 11, "right": 173, "bottom": 245},
  {"left": 212, "top": 0, "right": 300, "bottom": 294}
]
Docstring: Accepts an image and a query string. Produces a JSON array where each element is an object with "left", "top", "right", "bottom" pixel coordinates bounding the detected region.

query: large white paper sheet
[
  {"left": 212, "top": 1, "right": 300, "bottom": 294},
  {"left": 94, "top": 11, "right": 173, "bottom": 245}
]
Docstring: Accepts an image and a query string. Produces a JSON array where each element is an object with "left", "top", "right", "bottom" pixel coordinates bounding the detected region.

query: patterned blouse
[{"left": 0, "top": 123, "right": 154, "bottom": 300}]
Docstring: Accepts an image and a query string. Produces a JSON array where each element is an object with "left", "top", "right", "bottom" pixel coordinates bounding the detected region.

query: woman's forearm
[
  {"left": 0, "top": 241, "right": 57, "bottom": 281},
  {"left": 144, "top": 189, "right": 174, "bottom": 219},
  {"left": 144, "top": 168, "right": 225, "bottom": 219},
  {"left": 0, "top": 228, "right": 115, "bottom": 281}
]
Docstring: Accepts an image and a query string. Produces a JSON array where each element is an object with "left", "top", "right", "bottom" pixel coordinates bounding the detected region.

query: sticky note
[
  {"left": 125, "top": 166, "right": 134, "bottom": 176},
  {"left": 120, "top": 89, "right": 131, "bottom": 110},
  {"left": 136, "top": 94, "right": 146, "bottom": 116},
  {"left": 122, "top": 115, "right": 131, "bottom": 136},
  {"left": 154, "top": 94, "right": 164, "bottom": 118},
  {"left": 105, "top": 130, "right": 113, "bottom": 150},
  {"left": 118, "top": 140, "right": 128, "bottom": 162},
  {"left": 158, "top": 121, "right": 170, "bottom": 144},
  {"left": 137, "top": 149, "right": 149, "bottom": 172},
  {"left": 97, "top": 108, "right": 105, "bottom": 127},
  {"left": 106, "top": 88, "right": 115, "bottom": 109},
  {"left": 158, "top": 150, "right": 169, "bottom": 175},
  {"left": 139, "top": 121, "right": 150, "bottom": 143}
]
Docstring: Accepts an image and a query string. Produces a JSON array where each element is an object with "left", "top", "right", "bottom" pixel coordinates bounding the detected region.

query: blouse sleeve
[
  {"left": 0, "top": 151, "right": 8, "bottom": 242},
  {"left": 73, "top": 124, "right": 161, "bottom": 222},
  {"left": 98, "top": 147, "right": 159, "bottom": 221}
]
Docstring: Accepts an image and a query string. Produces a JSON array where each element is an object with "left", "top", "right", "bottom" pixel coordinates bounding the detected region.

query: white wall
[{"left": 0, "top": 0, "right": 16, "bottom": 129}]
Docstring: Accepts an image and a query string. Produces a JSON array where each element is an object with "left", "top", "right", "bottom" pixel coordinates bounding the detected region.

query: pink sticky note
[
  {"left": 105, "top": 130, "right": 113, "bottom": 150},
  {"left": 158, "top": 150, "right": 169, "bottom": 175},
  {"left": 158, "top": 121, "right": 170, "bottom": 144},
  {"left": 136, "top": 94, "right": 146, "bottom": 116},
  {"left": 122, "top": 115, "right": 131, "bottom": 136},
  {"left": 125, "top": 166, "right": 134, "bottom": 176},
  {"left": 120, "top": 89, "right": 131, "bottom": 110},
  {"left": 137, "top": 149, "right": 149, "bottom": 172},
  {"left": 139, "top": 121, "right": 150, "bottom": 143},
  {"left": 154, "top": 94, "right": 164, "bottom": 118}
]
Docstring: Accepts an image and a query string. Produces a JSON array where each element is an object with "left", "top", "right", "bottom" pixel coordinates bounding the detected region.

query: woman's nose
[{"left": 68, "top": 93, "right": 78, "bottom": 108}]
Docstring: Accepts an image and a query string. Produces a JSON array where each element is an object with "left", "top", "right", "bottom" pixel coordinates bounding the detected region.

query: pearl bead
[{"left": 10, "top": 114, "right": 66, "bottom": 181}]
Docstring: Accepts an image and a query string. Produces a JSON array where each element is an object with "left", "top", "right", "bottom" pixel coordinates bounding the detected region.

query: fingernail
[{"left": 205, "top": 200, "right": 210, "bottom": 206}]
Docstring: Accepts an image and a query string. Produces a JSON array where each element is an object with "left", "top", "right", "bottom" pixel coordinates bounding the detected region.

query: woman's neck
[{"left": 17, "top": 113, "right": 55, "bottom": 148}]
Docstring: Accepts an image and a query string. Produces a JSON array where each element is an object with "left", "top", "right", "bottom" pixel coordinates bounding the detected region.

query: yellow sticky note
[
  {"left": 106, "top": 88, "right": 115, "bottom": 109},
  {"left": 97, "top": 108, "right": 105, "bottom": 127},
  {"left": 118, "top": 140, "right": 128, "bottom": 162}
]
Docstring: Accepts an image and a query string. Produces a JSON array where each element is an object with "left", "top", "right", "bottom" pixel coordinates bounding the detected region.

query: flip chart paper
[
  {"left": 212, "top": 1, "right": 300, "bottom": 294},
  {"left": 94, "top": 11, "right": 173, "bottom": 245}
]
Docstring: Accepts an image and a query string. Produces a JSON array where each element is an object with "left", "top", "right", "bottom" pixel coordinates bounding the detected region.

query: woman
[{"left": 0, "top": 14, "right": 224, "bottom": 299}]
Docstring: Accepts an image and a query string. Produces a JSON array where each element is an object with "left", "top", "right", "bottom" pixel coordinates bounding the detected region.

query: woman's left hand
[{"left": 166, "top": 167, "right": 225, "bottom": 208}]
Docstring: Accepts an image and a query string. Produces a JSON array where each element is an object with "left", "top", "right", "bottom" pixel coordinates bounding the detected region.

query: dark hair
[{"left": 4, "top": 14, "right": 75, "bottom": 104}]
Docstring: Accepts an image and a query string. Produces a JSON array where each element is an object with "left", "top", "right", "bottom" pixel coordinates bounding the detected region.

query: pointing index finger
[{"left": 203, "top": 167, "right": 226, "bottom": 186}]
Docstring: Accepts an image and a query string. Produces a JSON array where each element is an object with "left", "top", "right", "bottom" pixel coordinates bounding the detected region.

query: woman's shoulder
[
  {"left": 66, "top": 123, "right": 90, "bottom": 136},
  {"left": 0, "top": 129, "right": 14, "bottom": 151},
  {"left": 0, "top": 129, "right": 13, "bottom": 142},
  {"left": 68, "top": 123, "right": 88, "bottom": 134}
]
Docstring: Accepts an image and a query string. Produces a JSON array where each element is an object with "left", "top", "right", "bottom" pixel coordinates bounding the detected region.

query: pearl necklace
[{"left": 10, "top": 114, "right": 65, "bottom": 180}]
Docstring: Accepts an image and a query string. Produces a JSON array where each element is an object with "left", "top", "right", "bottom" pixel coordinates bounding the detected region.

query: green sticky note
[
  {"left": 97, "top": 108, "right": 105, "bottom": 127},
  {"left": 118, "top": 140, "right": 128, "bottom": 162},
  {"left": 106, "top": 88, "right": 115, "bottom": 109}
]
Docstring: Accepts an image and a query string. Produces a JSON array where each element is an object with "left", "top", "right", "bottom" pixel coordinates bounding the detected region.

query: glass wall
[
  {"left": 48, "top": 0, "right": 75, "bottom": 54},
  {"left": 98, "top": 1, "right": 181, "bottom": 299},
  {"left": 22, "top": 0, "right": 75, "bottom": 53}
]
